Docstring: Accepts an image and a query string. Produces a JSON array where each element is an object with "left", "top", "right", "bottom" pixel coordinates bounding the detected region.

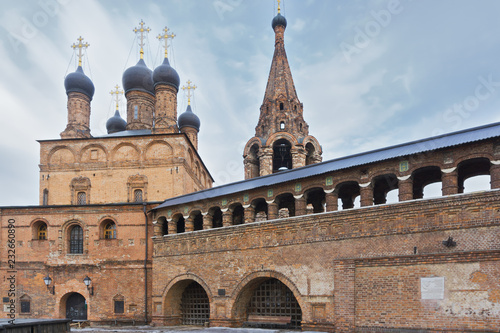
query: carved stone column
[
  {"left": 185, "top": 217, "right": 194, "bottom": 232},
  {"left": 222, "top": 211, "right": 232, "bottom": 227},
  {"left": 244, "top": 157, "right": 259, "bottom": 180},
  {"left": 325, "top": 191, "right": 338, "bottom": 212},
  {"left": 491, "top": 162, "right": 500, "bottom": 189},
  {"left": 291, "top": 147, "right": 306, "bottom": 169},
  {"left": 203, "top": 214, "right": 212, "bottom": 230},
  {"left": 360, "top": 183, "right": 373, "bottom": 207},
  {"left": 168, "top": 220, "right": 176, "bottom": 234},
  {"left": 441, "top": 167, "right": 458, "bottom": 195},
  {"left": 398, "top": 175, "right": 413, "bottom": 202},
  {"left": 244, "top": 206, "right": 255, "bottom": 223},
  {"left": 268, "top": 202, "right": 279, "bottom": 220},
  {"left": 295, "top": 197, "right": 306, "bottom": 216},
  {"left": 153, "top": 222, "right": 162, "bottom": 237},
  {"left": 258, "top": 147, "right": 273, "bottom": 177}
]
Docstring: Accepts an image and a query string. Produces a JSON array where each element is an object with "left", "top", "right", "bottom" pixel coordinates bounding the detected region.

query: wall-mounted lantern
[
  {"left": 83, "top": 276, "right": 94, "bottom": 295},
  {"left": 43, "top": 275, "right": 55, "bottom": 295}
]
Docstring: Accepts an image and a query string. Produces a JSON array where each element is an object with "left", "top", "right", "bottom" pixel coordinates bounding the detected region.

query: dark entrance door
[
  {"left": 247, "top": 278, "right": 302, "bottom": 328},
  {"left": 66, "top": 293, "right": 87, "bottom": 320},
  {"left": 181, "top": 282, "right": 210, "bottom": 325}
]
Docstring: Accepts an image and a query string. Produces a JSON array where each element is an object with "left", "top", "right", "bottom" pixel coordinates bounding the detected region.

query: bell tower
[
  {"left": 152, "top": 26, "right": 180, "bottom": 134},
  {"left": 243, "top": 2, "right": 322, "bottom": 179},
  {"left": 61, "top": 36, "right": 94, "bottom": 139},
  {"left": 122, "top": 20, "right": 155, "bottom": 130}
]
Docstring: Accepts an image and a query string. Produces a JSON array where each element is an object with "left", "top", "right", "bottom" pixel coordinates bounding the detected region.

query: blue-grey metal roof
[
  {"left": 96, "top": 129, "right": 151, "bottom": 138},
  {"left": 153, "top": 121, "right": 500, "bottom": 211}
]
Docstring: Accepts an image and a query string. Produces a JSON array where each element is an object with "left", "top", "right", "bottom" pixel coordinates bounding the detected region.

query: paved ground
[{"left": 74, "top": 326, "right": 314, "bottom": 333}]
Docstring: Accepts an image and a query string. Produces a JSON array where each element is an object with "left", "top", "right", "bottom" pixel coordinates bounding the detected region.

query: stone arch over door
[
  {"left": 230, "top": 271, "right": 304, "bottom": 328},
  {"left": 161, "top": 274, "right": 212, "bottom": 326},
  {"left": 60, "top": 292, "right": 87, "bottom": 320}
]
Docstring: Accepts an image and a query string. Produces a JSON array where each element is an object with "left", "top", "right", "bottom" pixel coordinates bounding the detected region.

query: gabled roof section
[
  {"left": 262, "top": 26, "right": 299, "bottom": 104},
  {"left": 153, "top": 121, "right": 500, "bottom": 211}
]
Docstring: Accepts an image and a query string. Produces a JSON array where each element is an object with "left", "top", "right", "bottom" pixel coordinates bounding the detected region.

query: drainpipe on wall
[{"left": 143, "top": 203, "right": 148, "bottom": 324}]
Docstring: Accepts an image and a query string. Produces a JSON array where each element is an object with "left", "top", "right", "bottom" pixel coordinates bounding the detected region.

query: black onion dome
[
  {"left": 178, "top": 105, "right": 200, "bottom": 131},
  {"left": 153, "top": 57, "right": 180, "bottom": 90},
  {"left": 64, "top": 66, "right": 95, "bottom": 100},
  {"left": 122, "top": 59, "right": 154, "bottom": 95},
  {"left": 106, "top": 110, "right": 127, "bottom": 134},
  {"left": 272, "top": 13, "right": 287, "bottom": 30}
]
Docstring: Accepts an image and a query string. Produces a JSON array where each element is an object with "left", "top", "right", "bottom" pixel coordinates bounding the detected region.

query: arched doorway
[
  {"left": 66, "top": 293, "right": 87, "bottom": 320},
  {"left": 181, "top": 282, "right": 210, "bottom": 325},
  {"left": 246, "top": 278, "right": 302, "bottom": 329}
]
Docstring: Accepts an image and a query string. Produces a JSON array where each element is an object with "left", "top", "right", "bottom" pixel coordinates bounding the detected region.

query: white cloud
[{"left": 1, "top": 0, "right": 500, "bottom": 206}]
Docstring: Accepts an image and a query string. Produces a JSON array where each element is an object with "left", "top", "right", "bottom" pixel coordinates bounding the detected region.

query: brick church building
[{"left": 2, "top": 6, "right": 500, "bottom": 333}]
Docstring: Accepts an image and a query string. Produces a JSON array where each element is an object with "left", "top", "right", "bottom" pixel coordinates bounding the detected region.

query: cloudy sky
[{"left": 1, "top": 0, "right": 500, "bottom": 206}]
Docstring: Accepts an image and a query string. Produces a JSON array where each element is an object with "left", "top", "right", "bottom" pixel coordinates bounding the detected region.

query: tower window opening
[
  {"left": 279, "top": 102, "right": 284, "bottom": 110},
  {"left": 273, "top": 139, "right": 292, "bottom": 172},
  {"left": 280, "top": 121, "right": 285, "bottom": 130},
  {"left": 134, "top": 105, "right": 138, "bottom": 119}
]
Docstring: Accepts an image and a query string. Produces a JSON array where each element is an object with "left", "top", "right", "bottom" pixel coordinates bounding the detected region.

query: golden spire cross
[
  {"left": 110, "top": 85, "right": 124, "bottom": 111},
  {"left": 182, "top": 80, "right": 197, "bottom": 106},
  {"left": 71, "top": 36, "right": 89, "bottom": 67},
  {"left": 277, "top": 0, "right": 281, "bottom": 13},
  {"left": 157, "top": 26, "right": 176, "bottom": 59},
  {"left": 133, "top": 20, "right": 151, "bottom": 59}
]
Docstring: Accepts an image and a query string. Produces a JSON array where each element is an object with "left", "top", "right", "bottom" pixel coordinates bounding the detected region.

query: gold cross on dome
[
  {"left": 71, "top": 36, "right": 89, "bottom": 67},
  {"left": 133, "top": 20, "right": 151, "bottom": 59},
  {"left": 182, "top": 80, "right": 197, "bottom": 105},
  {"left": 277, "top": 0, "right": 281, "bottom": 13},
  {"left": 157, "top": 26, "right": 176, "bottom": 59},
  {"left": 110, "top": 85, "right": 123, "bottom": 111}
]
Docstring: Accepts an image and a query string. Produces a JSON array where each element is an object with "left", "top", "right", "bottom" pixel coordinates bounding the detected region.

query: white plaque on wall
[{"left": 421, "top": 277, "right": 445, "bottom": 300}]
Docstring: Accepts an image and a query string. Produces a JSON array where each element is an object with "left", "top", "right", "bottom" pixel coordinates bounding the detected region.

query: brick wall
[{"left": 152, "top": 190, "right": 500, "bottom": 331}]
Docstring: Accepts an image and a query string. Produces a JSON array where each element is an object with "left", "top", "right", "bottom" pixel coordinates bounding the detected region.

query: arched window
[
  {"left": 113, "top": 294, "right": 125, "bottom": 314},
  {"left": 280, "top": 121, "right": 285, "bottom": 130},
  {"left": 77, "top": 192, "right": 86, "bottom": 205},
  {"left": 279, "top": 102, "right": 284, "bottom": 110},
  {"left": 38, "top": 223, "right": 47, "bottom": 240},
  {"left": 134, "top": 189, "right": 143, "bottom": 202},
  {"left": 70, "top": 225, "right": 83, "bottom": 254},
  {"left": 104, "top": 222, "right": 116, "bottom": 239},
  {"left": 231, "top": 204, "right": 244, "bottom": 225},
  {"left": 210, "top": 207, "right": 223, "bottom": 228},
  {"left": 175, "top": 215, "right": 185, "bottom": 233},
  {"left": 305, "top": 142, "right": 316, "bottom": 166}
]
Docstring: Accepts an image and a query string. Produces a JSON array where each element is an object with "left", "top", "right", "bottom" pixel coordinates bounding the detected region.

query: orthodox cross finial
[
  {"left": 133, "top": 20, "right": 151, "bottom": 59},
  {"left": 157, "top": 26, "right": 176, "bottom": 59},
  {"left": 277, "top": 0, "right": 281, "bottom": 13},
  {"left": 71, "top": 36, "right": 89, "bottom": 67},
  {"left": 110, "top": 84, "right": 124, "bottom": 111},
  {"left": 182, "top": 80, "right": 197, "bottom": 106}
]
